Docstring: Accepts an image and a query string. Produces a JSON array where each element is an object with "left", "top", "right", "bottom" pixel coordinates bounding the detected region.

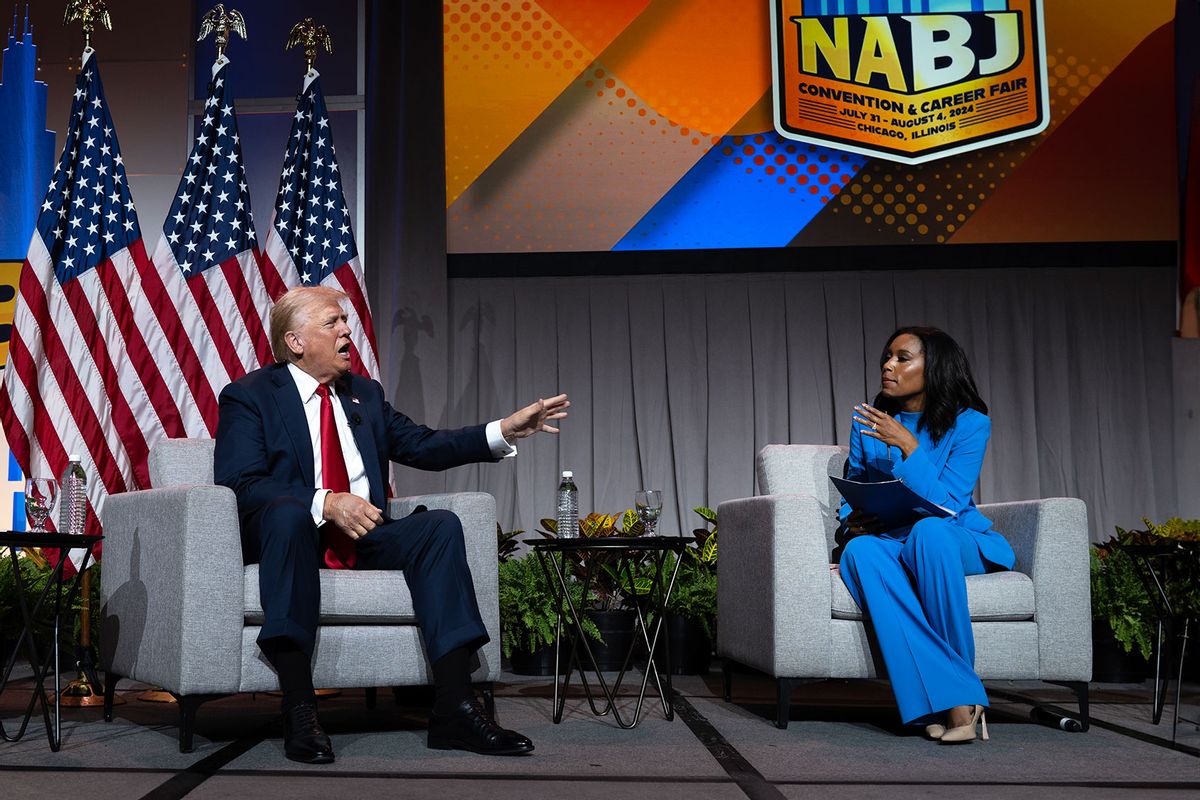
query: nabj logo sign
[{"left": 771, "top": 0, "right": 1049, "bottom": 163}]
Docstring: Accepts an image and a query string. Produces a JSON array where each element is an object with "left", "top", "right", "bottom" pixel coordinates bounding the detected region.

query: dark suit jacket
[{"left": 213, "top": 362, "right": 497, "bottom": 526}]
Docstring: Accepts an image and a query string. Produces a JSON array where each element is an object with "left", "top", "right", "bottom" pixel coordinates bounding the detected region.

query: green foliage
[
  {"left": 538, "top": 509, "right": 647, "bottom": 610},
  {"left": 497, "top": 554, "right": 600, "bottom": 658},
  {"left": 1092, "top": 518, "right": 1200, "bottom": 661},
  {"left": 626, "top": 552, "right": 718, "bottom": 638},
  {"left": 666, "top": 554, "right": 718, "bottom": 637},
  {"left": 540, "top": 511, "right": 645, "bottom": 540},
  {"left": 692, "top": 506, "right": 718, "bottom": 566},
  {"left": 1125, "top": 517, "right": 1200, "bottom": 543},
  {"left": 0, "top": 553, "right": 51, "bottom": 640},
  {"left": 496, "top": 523, "right": 523, "bottom": 563},
  {"left": 624, "top": 505, "right": 722, "bottom": 638},
  {"left": 1090, "top": 546, "right": 1153, "bottom": 660},
  {"left": 680, "top": 506, "right": 720, "bottom": 637},
  {"left": 1115, "top": 519, "right": 1200, "bottom": 622},
  {"left": 0, "top": 553, "right": 101, "bottom": 646}
]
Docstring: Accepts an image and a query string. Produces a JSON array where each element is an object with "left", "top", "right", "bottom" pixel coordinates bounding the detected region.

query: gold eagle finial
[
  {"left": 286, "top": 18, "right": 333, "bottom": 73},
  {"left": 197, "top": 4, "right": 247, "bottom": 60},
  {"left": 63, "top": 0, "right": 112, "bottom": 51}
]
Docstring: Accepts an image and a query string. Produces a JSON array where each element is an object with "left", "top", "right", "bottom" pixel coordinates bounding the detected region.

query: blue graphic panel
[
  {"left": 0, "top": 10, "right": 55, "bottom": 260},
  {"left": 615, "top": 133, "right": 868, "bottom": 251},
  {"left": 9, "top": 452, "right": 23, "bottom": 531},
  {"left": 803, "top": 1, "right": 1006, "bottom": 12}
]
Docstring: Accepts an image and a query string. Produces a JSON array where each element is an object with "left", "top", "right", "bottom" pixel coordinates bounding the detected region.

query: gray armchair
[
  {"left": 99, "top": 439, "right": 500, "bottom": 751},
  {"left": 717, "top": 445, "right": 1092, "bottom": 729}
]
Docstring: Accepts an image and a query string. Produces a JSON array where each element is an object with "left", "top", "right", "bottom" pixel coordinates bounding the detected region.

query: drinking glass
[
  {"left": 25, "top": 477, "right": 58, "bottom": 534},
  {"left": 634, "top": 489, "right": 663, "bottom": 536}
]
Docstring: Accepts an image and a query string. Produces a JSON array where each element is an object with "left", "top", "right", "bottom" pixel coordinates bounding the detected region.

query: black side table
[
  {"left": 525, "top": 536, "right": 690, "bottom": 729},
  {"left": 0, "top": 532, "right": 101, "bottom": 751},
  {"left": 1118, "top": 540, "right": 1198, "bottom": 745}
]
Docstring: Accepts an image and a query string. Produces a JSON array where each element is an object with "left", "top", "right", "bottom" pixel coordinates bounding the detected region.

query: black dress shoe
[
  {"left": 283, "top": 701, "right": 335, "bottom": 764},
  {"left": 427, "top": 697, "right": 534, "bottom": 756}
]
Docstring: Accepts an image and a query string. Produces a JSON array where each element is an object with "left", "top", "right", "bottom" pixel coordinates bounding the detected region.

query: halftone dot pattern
[
  {"left": 716, "top": 135, "right": 857, "bottom": 201},
  {"left": 596, "top": 0, "right": 772, "bottom": 137},
  {"left": 444, "top": 1, "right": 601, "bottom": 206},
  {"left": 538, "top": 0, "right": 651, "bottom": 58},
  {"left": 826, "top": 50, "right": 1110, "bottom": 244},
  {"left": 831, "top": 149, "right": 1030, "bottom": 243},
  {"left": 444, "top": 1, "right": 587, "bottom": 71},
  {"left": 615, "top": 133, "right": 867, "bottom": 249},
  {"left": 1046, "top": 50, "right": 1111, "bottom": 128},
  {"left": 448, "top": 62, "right": 719, "bottom": 252},
  {"left": 586, "top": 67, "right": 722, "bottom": 148}
]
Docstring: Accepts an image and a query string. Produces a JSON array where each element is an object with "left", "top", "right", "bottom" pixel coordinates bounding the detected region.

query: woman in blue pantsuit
[{"left": 836, "top": 326, "right": 1014, "bottom": 743}]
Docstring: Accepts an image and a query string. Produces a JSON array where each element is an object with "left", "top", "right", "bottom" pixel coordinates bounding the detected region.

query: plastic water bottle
[
  {"left": 556, "top": 470, "right": 578, "bottom": 539},
  {"left": 59, "top": 454, "right": 87, "bottom": 536}
]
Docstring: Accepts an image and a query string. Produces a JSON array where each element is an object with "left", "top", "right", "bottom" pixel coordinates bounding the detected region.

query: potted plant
[
  {"left": 0, "top": 548, "right": 100, "bottom": 670},
  {"left": 635, "top": 506, "right": 718, "bottom": 675},
  {"left": 496, "top": 526, "right": 600, "bottom": 675},
  {"left": 1090, "top": 541, "right": 1152, "bottom": 682},
  {"left": 1091, "top": 518, "right": 1200, "bottom": 682},
  {"left": 538, "top": 510, "right": 646, "bottom": 670}
]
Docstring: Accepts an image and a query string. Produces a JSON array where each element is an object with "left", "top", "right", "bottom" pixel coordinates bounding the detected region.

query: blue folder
[{"left": 830, "top": 475, "right": 953, "bottom": 530}]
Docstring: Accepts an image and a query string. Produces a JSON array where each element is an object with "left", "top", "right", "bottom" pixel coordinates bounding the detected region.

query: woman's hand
[
  {"left": 844, "top": 510, "right": 883, "bottom": 536},
  {"left": 854, "top": 403, "right": 920, "bottom": 458}
]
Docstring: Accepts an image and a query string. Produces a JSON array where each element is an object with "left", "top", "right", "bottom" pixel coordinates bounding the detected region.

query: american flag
[
  {"left": 151, "top": 55, "right": 275, "bottom": 435},
  {"left": 260, "top": 70, "right": 380, "bottom": 380},
  {"left": 0, "top": 53, "right": 187, "bottom": 552}
]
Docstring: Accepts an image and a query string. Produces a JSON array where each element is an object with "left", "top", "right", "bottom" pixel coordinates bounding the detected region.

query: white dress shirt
[{"left": 287, "top": 363, "right": 515, "bottom": 525}]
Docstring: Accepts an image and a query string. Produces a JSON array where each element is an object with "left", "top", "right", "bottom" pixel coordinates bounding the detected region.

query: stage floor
[{"left": 2, "top": 664, "right": 1196, "bottom": 800}]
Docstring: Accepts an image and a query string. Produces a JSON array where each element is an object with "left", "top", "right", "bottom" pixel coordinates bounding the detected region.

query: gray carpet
[{"left": 0, "top": 668, "right": 1196, "bottom": 800}]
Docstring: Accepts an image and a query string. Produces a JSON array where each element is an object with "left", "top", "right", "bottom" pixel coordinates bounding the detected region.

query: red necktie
[{"left": 316, "top": 384, "right": 356, "bottom": 569}]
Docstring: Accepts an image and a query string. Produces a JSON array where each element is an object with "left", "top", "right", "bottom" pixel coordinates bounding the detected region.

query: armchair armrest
[
  {"left": 387, "top": 492, "right": 499, "bottom": 681},
  {"left": 100, "top": 485, "right": 244, "bottom": 695},
  {"left": 717, "top": 493, "right": 834, "bottom": 678},
  {"left": 978, "top": 497, "right": 1091, "bottom": 681}
]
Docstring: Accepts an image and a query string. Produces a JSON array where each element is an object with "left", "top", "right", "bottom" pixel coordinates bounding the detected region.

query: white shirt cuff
[
  {"left": 311, "top": 488, "right": 330, "bottom": 526},
  {"left": 486, "top": 419, "right": 517, "bottom": 459}
]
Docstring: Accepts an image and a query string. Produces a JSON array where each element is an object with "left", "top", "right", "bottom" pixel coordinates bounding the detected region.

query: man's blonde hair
[{"left": 269, "top": 286, "right": 348, "bottom": 363}]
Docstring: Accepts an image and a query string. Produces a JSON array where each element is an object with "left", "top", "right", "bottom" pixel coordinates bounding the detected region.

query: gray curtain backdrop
[
  {"left": 433, "top": 266, "right": 1177, "bottom": 545},
  {"left": 361, "top": 3, "right": 1178, "bottom": 546}
]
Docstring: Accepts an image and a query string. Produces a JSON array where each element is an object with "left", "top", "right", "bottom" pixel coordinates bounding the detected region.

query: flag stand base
[{"left": 60, "top": 673, "right": 123, "bottom": 707}]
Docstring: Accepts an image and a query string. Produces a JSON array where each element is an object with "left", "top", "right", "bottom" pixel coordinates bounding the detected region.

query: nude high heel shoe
[
  {"left": 940, "top": 705, "right": 988, "bottom": 744},
  {"left": 924, "top": 723, "right": 946, "bottom": 740}
]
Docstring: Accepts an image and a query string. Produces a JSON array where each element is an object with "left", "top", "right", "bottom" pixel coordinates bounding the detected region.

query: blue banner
[
  {"left": 803, "top": 0, "right": 1006, "bottom": 13},
  {"left": 0, "top": 7, "right": 55, "bottom": 260}
]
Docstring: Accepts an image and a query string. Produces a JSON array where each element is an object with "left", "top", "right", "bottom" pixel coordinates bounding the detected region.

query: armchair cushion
[
  {"left": 149, "top": 438, "right": 216, "bottom": 487},
  {"left": 243, "top": 566, "right": 417, "bottom": 625},
  {"left": 830, "top": 570, "right": 1035, "bottom": 622}
]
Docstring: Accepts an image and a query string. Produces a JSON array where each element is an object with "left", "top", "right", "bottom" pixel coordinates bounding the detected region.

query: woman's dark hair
[{"left": 872, "top": 326, "right": 987, "bottom": 444}]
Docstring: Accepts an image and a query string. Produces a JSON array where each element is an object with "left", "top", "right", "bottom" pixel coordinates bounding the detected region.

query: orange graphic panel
[
  {"left": 0, "top": 261, "right": 19, "bottom": 367},
  {"left": 443, "top": 0, "right": 649, "bottom": 207},
  {"left": 600, "top": 0, "right": 773, "bottom": 135}
]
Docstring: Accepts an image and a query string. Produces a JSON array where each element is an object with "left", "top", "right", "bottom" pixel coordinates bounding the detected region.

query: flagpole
[
  {"left": 60, "top": 568, "right": 117, "bottom": 706},
  {"left": 58, "top": 0, "right": 120, "bottom": 709}
]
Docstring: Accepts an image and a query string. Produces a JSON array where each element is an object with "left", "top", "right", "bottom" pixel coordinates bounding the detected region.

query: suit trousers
[
  {"left": 241, "top": 497, "right": 490, "bottom": 664},
  {"left": 838, "top": 517, "right": 990, "bottom": 724}
]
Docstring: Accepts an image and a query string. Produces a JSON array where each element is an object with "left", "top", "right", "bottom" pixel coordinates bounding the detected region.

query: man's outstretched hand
[{"left": 500, "top": 394, "right": 570, "bottom": 441}]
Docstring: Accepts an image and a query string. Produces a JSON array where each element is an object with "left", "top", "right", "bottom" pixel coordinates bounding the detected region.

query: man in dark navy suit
[{"left": 214, "top": 286, "right": 568, "bottom": 763}]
